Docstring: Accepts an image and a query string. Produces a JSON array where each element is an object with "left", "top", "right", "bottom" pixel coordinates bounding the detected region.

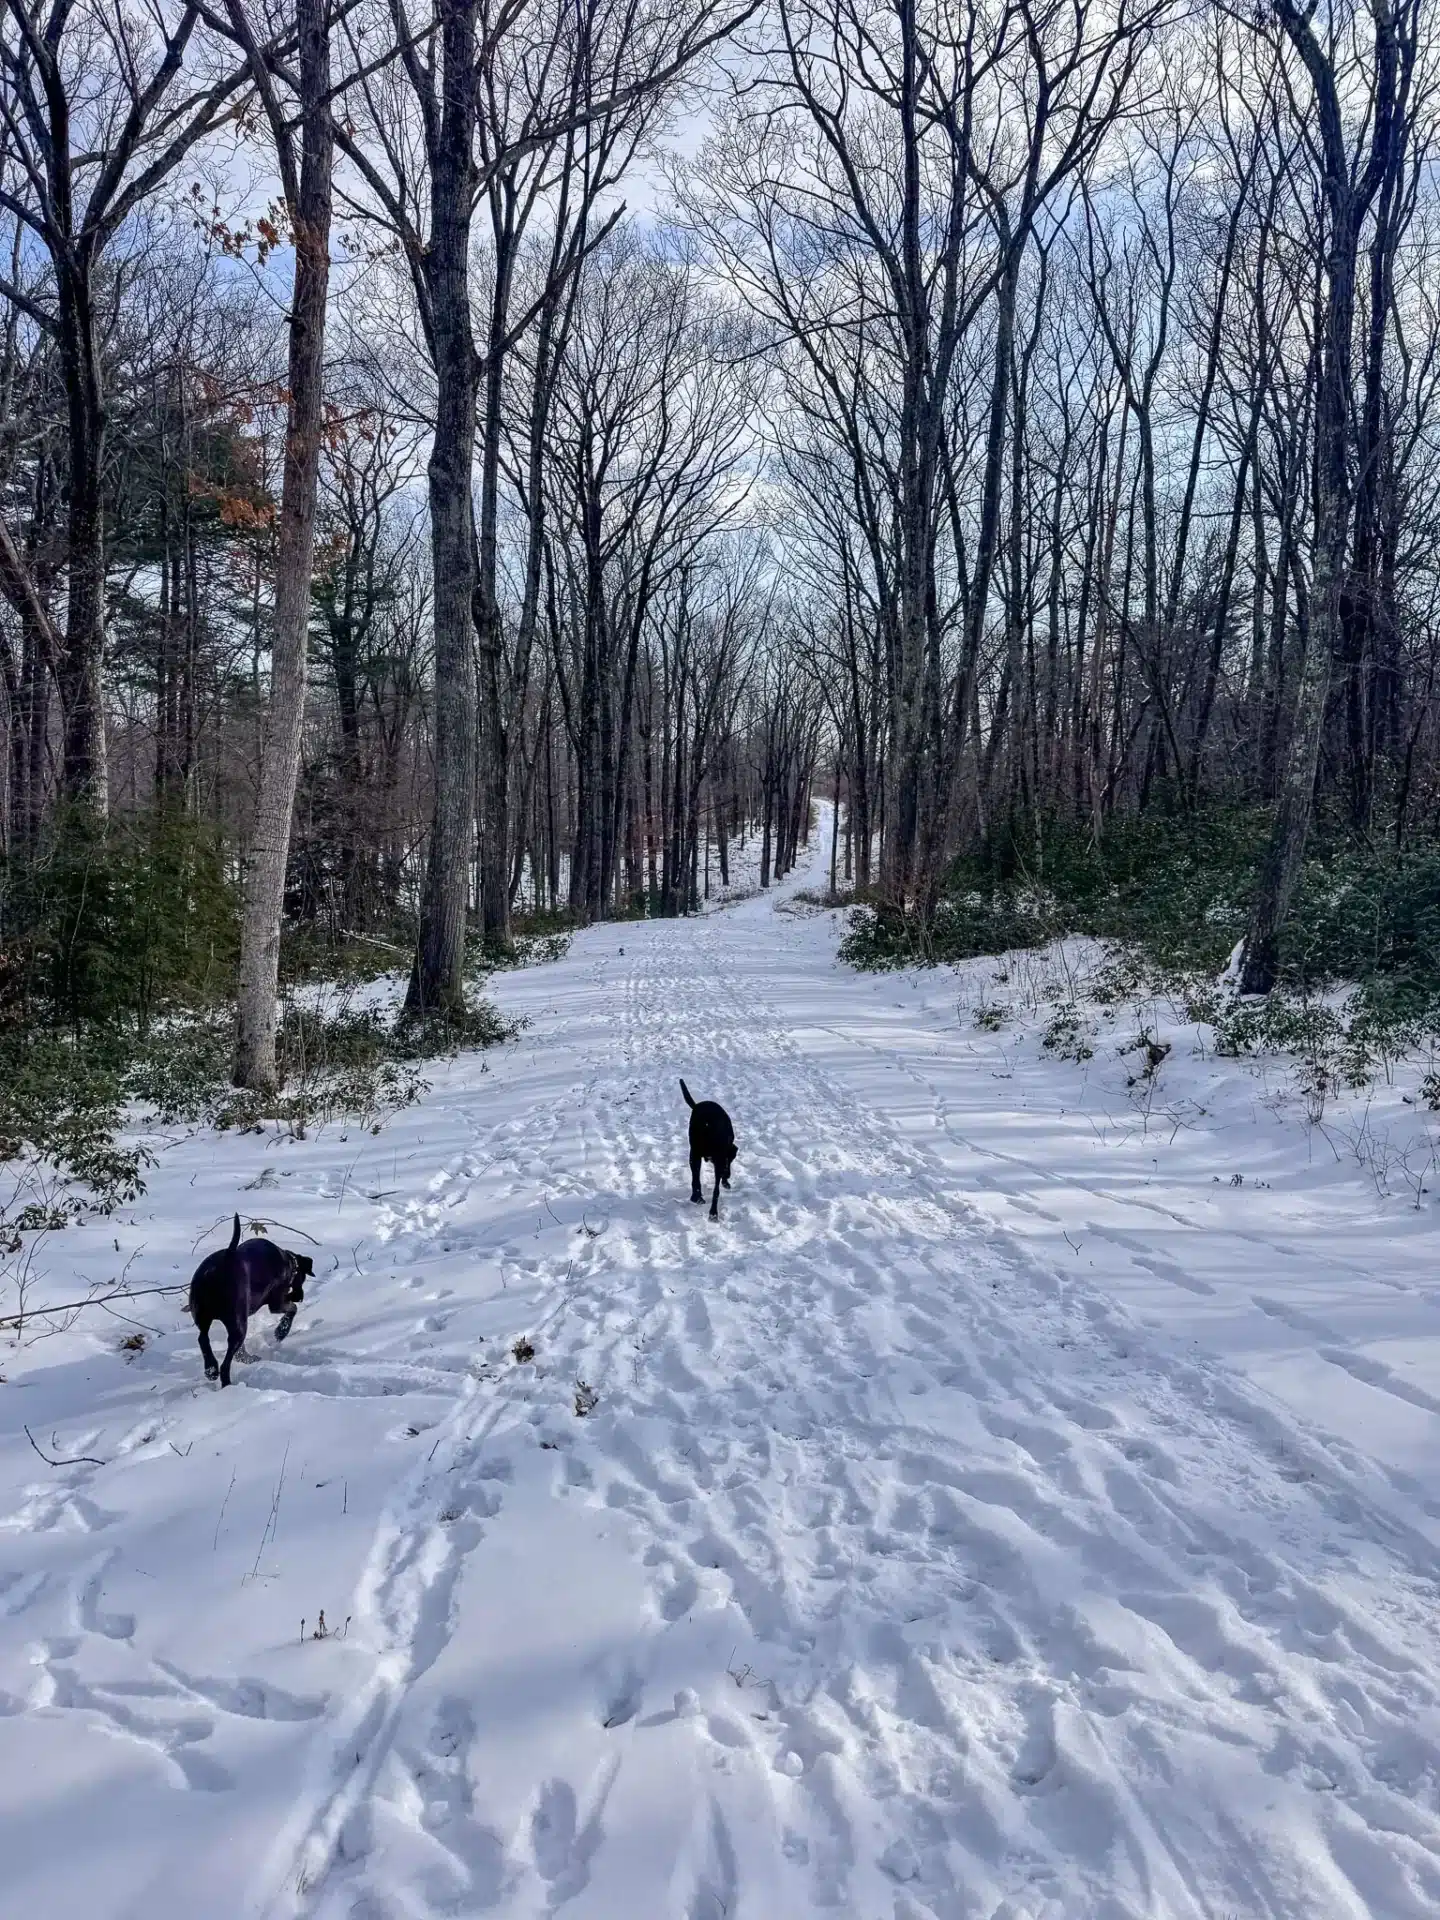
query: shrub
[
  {"left": 0, "top": 1028, "right": 146, "bottom": 1216},
  {"left": 0, "top": 807, "right": 524, "bottom": 1230},
  {"left": 479, "top": 929, "right": 572, "bottom": 970},
  {"left": 128, "top": 991, "right": 519, "bottom": 1139},
  {"left": 841, "top": 810, "right": 1440, "bottom": 1032},
  {"left": 1041, "top": 1006, "right": 1095, "bottom": 1062},
  {"left": 2, "top": 805, "right": 237, "bottom": 1034},
  {"left": 1286, "top": 846, "right": 1440, "bottom": 1003},
  {"left": 281, "top": 924, "right": 412, "bottom": 989}
]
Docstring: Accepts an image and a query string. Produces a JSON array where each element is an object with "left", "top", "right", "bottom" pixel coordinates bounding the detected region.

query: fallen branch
[
  {"left": 24, "top": 1424, "right": 107, "bottom": 1468},
  {"left": 0, "top": 1282, "right": 186, "bottom": 1332},
  {"left": 337, "top": 929, "right": 409, "bottom": 953}
]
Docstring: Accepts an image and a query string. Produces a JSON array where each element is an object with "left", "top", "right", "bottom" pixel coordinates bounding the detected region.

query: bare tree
[
  {"left": 337, "top": 0, "right": 759, "bottom": 1016},
  {"left": 225, "top": 0, "right": 336, "bottom": 1091},
  {"left": 1239, "top": 0, "right": 1419, "bottom": 991},
  {"left": 687, "top": 0, "right": 1169, "bottom": 913},
  {"left": 0, "top": 0, "right": 249, "bottom": 805}
]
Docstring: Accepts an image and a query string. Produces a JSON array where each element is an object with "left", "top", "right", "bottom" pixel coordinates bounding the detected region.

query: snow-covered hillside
[{"left": 4, "top": 821, "right": 1440, "bottom": 1920}]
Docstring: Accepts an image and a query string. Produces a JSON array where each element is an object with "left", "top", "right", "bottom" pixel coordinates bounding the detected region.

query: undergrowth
[
  {"left": 0, "top": 809, "right": 539, "bottom": 1308},
  {"left": 842, "top": 807, "right": 1440, "bottom": 1114},
  {"left": 846, "top": 809, "right": 1440, "bottom": 990}
]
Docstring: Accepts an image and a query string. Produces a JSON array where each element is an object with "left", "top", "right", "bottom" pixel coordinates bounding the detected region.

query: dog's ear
[{"left": 297, "top": 1255, "right": 315, "bottom": 1278}]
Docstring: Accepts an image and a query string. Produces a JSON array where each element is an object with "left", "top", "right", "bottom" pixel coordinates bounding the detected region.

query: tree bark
[
  {"left": 406, "top": 0, "right": 480, "bottom": 1018},
  {"left": 1240, "top": 0, "right": 1405, "bottom": 993},
  {"left": 54, "top": 266, "right": 109, "bottom": 809},
  {"left": 232, "top": 0, "right": 334, "bottom": 1090}
]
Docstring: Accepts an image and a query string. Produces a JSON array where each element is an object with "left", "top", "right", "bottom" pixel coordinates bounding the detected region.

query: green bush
[
  {"left": 2, "top": 805, "right": 237, "bottom": 1033},
  {"left": 842, "top": 811, "right": 1440, "bottom": 1018},
  {"left": 1041, "top": 1006, "right": 1095, "bottom": 1062},
  {"left": 0, "top": 810, "right": 525, "bottom": 1225},
  {"left": 282, "top": 907, "right": 572, "bottom": 993},
  {"left": 125, "top": 1013, "right": 234, "bottom": 1125},
  {"left": 839, "top": 811, "right": 1440, "bottom": 1090},
  {"left": 281, "top": 923, "right": 413, "bottom": 989},
  {"left": 398, "top": 994, "right": 518, "bottom": 1054},
  {"left": 0, "top": 1029, "right": 147, "bottom": 1217},
  {"left": 128, "top": 993, "right": 519, "bottom": 1139},
  {"left": 841, "top": 896, "right": 1058, "bottom": 969},
  {"left": 1285, "top": 846, "right": 1440, "bottom": 1005},
  {"left": 470, "top": 927, "right": 573, "bottom": 972},
  {"left": 842, "top": 809, "right": 1265, "bottom": 974}
]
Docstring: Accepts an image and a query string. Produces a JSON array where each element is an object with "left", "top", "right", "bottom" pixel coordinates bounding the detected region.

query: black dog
[
  {"left": 681, "top": 1079, "right": 736, "bottom": 1220},
  {"left": 188, "top": 1214, "right": 312, "bottom": 1386}
]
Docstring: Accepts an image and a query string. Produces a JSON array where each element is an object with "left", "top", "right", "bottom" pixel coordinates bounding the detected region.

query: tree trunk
[
  {"left": 54, "top": 262, "right": 109, "bottom": 811},
  {"left": 233, "top": 0, "right": 334, "bottom": 1090},
  {"left": 407, "top": 0, "right": 480, "bottom": 1016},
  {"left": 474, "top": 309, "right": 511, "bottom": 948},
  {"left": 1240, "top": 0, "right": 1403, "bottom": 993}
]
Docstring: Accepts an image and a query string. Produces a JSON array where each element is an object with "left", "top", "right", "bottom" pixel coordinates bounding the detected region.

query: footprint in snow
[
  {"left": 529, "top": 1777, "right": 578, "bottom": 1882},
  {"left": 77, "top": 1560, "right": 135, "bottom": 1640}
]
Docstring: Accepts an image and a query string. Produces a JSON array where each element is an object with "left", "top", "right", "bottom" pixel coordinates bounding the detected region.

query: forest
[
  {"left": 9, "top": 3, "right": 1440, "bottom": 1902},
  {"left": 2, "top": 0, "right": 1439, "bottom": 1171}
]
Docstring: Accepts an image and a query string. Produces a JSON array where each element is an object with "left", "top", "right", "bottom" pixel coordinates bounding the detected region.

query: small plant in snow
[
  {"left": 300, "top": 1610, "right": 351, "bottom": 1643},
  {"left": 1090, "top": 951, "right": 1146, "bottom": 1005},
  {"left": 1182, "top": 978, "right": 1227, "bottom": 1027},
  {"left": 973, "top": 1003, "right": 1011, "bottom": 1032},
  {"left": 511, "top": 1336, "right": 536, "bottom": 1364},
  {"left": 1122, "top": 1028, "right": 1171, "bottom": 1087},
  {"left": 574, "top": 1378, "right": 599, "bottom": 1416},
  {"left": 1041, "top": 1006, "right": 1094, "bottom": 1062}
]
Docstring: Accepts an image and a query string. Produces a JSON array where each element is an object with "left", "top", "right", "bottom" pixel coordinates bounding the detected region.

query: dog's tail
[
  {"left": 189, "top": 1213, "right": 242, "bottom": 1325},
  {"left": 680, "top": 1078, "right": 695, "bottom": 1109}
]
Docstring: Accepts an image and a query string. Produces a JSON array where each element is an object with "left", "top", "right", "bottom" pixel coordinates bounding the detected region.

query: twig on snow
[
  {"left": 246, "top": 1444, "right": 291, "bottom": 1581},
  {"left": 24, "top": 1424, "right": 106, "bottom": 1468},
  {"left": 214, "top": 1469, "right": 236, "bottom": 1551}
]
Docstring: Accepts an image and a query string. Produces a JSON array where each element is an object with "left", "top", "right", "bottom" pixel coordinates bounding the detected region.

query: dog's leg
[
  {"left": 219, "top": 1318, "right": 245, "bottom": 1388},
  {"left": 264, "top": 1293, "right": 297, "bottom": 1342},
  {"left": 197, "top": 1322, "right": 220, "bottom": 1382},
  {"left": 709, "top": 1165, "right": 720, "bottom": 1220},
  {"left": 690, "top": 1148, "right": 704, "bottom": 1204}
]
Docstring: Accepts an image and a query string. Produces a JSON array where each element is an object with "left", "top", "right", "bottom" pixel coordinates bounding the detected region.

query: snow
[{"left": 4, "top": 813, "right": 1440, "bottom": 1919}]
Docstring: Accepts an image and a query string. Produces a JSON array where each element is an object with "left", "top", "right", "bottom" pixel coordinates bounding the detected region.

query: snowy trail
[
  {"left": 264, "top": 866, "right": 1440, "bottom": 1919},
  {"left": 5, "top": 828, "right": 1440, "bottom": 1918}
]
